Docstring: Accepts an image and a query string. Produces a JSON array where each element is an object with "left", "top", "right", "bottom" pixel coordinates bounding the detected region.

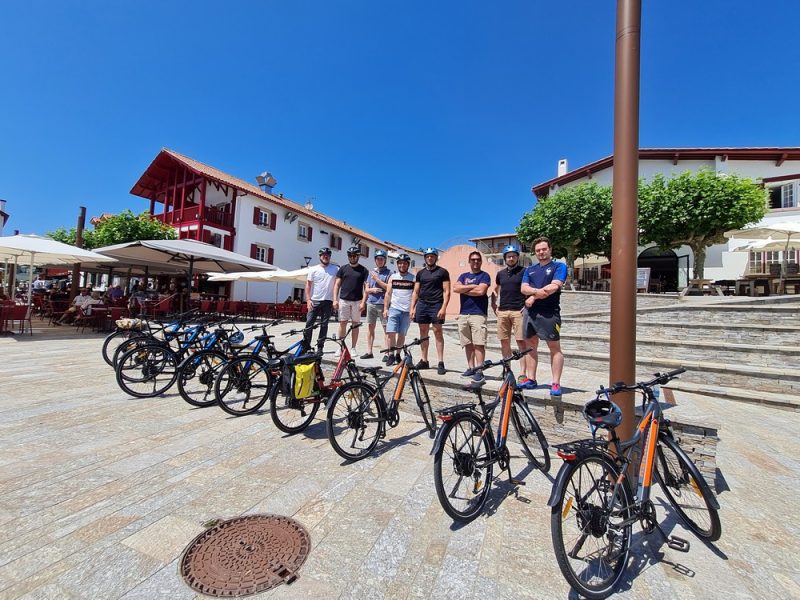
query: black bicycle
[
  {"left": 548, "top": 368, "right": 721, "bottom": 599},
  {"left": 431, "top": 349, "right": 550, "bottom": 522},
  {"left": 325, "top": 337, "right": 436, "bottom": 461}
]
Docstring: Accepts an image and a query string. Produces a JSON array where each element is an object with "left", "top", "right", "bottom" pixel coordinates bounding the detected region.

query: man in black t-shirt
[
  {"left": 333, "top": 246, "right": 369, "bottom": 354},
  {"left": 410, "top": 247, "right": 451, "bottom": 375},
  {"left": 491, "top": 245, "right": 528, "bottom": 364}
]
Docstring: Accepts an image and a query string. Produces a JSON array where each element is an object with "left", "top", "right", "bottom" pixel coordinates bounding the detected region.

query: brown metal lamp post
[{"left": 609, "top": 0, "right": 641, "bottom": 443}]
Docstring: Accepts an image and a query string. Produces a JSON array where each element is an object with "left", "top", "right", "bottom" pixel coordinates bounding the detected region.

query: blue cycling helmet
[
  {"left": 423, "top": 247, "right": 438, "bottom": 257},
  {"left": 374, "top": 249, "right": 387, "bottom": 259},
  {"left": 229, "top": 331, "right": 245, "bottom": 344},
  {"left": 502, "top": 244, "right": 520, "bottom": 257}
]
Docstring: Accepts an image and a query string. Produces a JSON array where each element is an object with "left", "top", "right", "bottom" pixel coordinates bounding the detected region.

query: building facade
[
  {"left": 532, "top": 147, "right": 800, "bottom": 285},
  {"left": 131, "top": 149, "right": 421, "bottom": 301}
]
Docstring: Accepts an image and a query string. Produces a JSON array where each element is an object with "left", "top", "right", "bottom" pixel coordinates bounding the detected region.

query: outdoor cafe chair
[{"left": 6, "top": 305, "right": 33, "bottom": 336}]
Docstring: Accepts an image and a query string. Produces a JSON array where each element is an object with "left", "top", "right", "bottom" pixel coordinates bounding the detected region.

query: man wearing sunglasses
[{"left": 452, "top": 250, "right": 491, "bottom": 385}]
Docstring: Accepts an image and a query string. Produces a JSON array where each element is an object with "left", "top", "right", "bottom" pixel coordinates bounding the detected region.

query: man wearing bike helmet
[
  {"left": 383, "top": 252, "right": 415, "bottom": 366},
  {"left": 304, "top": 247, "right": 338, "bottom": 350},
  {"left": 333, "top": 245, "right": 369, "bottom": 355},
  {"left": 362, "top": 249, "right": 392, "bottom": 360},
  {"left": 410, "top": 247, "right": 450, "bottom": 375},
  {"left": 491, "top": 244, "right": 531, "bottom": 386},
  {"left": 521, "top": 236, "right": 567, "bottom": 396}
]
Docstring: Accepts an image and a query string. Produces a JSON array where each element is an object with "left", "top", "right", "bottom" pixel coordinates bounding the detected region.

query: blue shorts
[
  {"left": 386, "top": 307, "right": 411, "bottom": 335},
  {"left": 414, "top": 300, "right": 445, "bottom": 325}
]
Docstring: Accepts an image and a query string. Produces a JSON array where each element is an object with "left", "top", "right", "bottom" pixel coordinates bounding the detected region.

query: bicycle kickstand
[
  {"left": 506, "top": 467, "right": 526, "bottom": 487},
  {"left": 653, "top": 520, "right": 690, "bottom": 553}
]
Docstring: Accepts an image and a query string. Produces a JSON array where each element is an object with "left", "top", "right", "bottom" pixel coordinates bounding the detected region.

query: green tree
[
  {"left": 46, "top": 210, "right": 176, "bottom": 249},
  {"left": 517, "top": 182, "right": 613, "bottom": 283},
  {"left": 639, "top": 170, "right": 767, "bottom": 279}
]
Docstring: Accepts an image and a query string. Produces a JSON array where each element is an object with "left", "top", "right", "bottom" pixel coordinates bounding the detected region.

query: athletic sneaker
[
  {"left": 518, "top": 378, "right": 537, "bottom": 390},
  {"left": 360, "top": 352, "right": 374, "bottom": 359},
  {"left": 416, "top": 360, "right": 430, "bottom": 370},
  {"left": 461, "top": 368, "right": 475, "bottom": 377},
  {"left": 550, "top": 383, "right": 562, "bottom": 397},
  {"left": 332, "top": 349, "right": 341, "bottom": 359},
  {"left": 437, "top": 362, "right": 447, "bottom": 375},
  {"left": 471, "top": 372, "right": 486, "bottom": 384},
  {"left": 382, "top": 354, "right": 391, "bottom": 364}
]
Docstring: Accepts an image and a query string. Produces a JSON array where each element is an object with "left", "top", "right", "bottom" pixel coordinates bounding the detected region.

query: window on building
[
  {"left": 360, "top": 244, "right": 369, "bottom": 258},
  {"left": 298, "top": 222, "right": 313, "bottom": 242},
  {"left": 330, "top": 233, "right": 343, "bottom": 250},
  {"left": 253, "top": 207, "right": 277, "bottom": 230},
  {"left": 768, "top": 180, "right": 799, "bottom": 209},
  {"left": 250, "top": 244, "right": 274, "bottom": 264}
]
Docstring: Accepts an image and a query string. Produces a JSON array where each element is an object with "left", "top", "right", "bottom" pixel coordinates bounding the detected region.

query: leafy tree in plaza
[
  {"left": 639, "top": 170, "right": 767, "bottom": 279},
  {"left": 46, "top": 210, "right": 176, "bottom": 249},
  {"left": 517, "top": 182, "right": 613, "bottom": 283}
]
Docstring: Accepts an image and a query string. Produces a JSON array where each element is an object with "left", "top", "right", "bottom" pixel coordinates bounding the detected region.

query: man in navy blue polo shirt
[
  {"left": 453, "top": 251, "right": 491, "bottom": 385},
  {"left": 521, "top": 237, "right": 567, "bottom": 396}
]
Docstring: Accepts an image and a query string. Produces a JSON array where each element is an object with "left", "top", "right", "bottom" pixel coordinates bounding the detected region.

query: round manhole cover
[{"left": 180, "top": 514, "right": 311, "bottom": 597}]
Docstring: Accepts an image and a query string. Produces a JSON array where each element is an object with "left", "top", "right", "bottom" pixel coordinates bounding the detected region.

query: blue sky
[{"left": 2, "top": 0, "right": 798, "bottom": 249}]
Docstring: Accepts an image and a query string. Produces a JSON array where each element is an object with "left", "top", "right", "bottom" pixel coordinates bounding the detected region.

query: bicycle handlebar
[
  {"left": 380, "top": 337, "right": 429, "bottom": 353},
  {"left": 474, "top": 348, "right": 533, "bottom": 373},
  {"left": 600, "top": 367, "right": 686, "bottom": 396}
]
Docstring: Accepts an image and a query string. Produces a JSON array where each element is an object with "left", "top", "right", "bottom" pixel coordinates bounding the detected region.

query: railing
[{"left": 153, "top": 205, "right": 234, "bottom": 228}]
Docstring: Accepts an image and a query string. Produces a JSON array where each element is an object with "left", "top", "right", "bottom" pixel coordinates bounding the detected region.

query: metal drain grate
[{"left": 180, "top": 514, "right": 311, "bottom": 597}]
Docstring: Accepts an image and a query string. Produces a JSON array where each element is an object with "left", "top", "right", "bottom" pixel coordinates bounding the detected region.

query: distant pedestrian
[
  {"left": 332, "top": 245, "right": 369, "bottom": 355},
  {"left": 362, "top": 249, "right": 392, "bottom": 360},
  {"left": 453, "top": 251, "right": 491, "bottom": 385},
  {"left": 304, "top": 247, "right": 338, "bottom": 350},
  {"left": 410, "top": 248, "right": 450, "bottom": 375},
  {"left": 491, "top": 245, "right": 531, "bottom": 387},
  {"left": 520, "top": 237, "right": 567, "bottom": 396},
  {"left": 382, "top": 253, "right": 415, "bottom": 366}
]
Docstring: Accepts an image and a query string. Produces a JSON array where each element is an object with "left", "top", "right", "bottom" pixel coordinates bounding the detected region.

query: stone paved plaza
[{"left": 0, "top": 325, "right": 798, "bottom": 599}]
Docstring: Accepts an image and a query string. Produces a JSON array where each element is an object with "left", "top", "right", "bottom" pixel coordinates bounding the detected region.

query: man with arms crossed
[
  {"left": 410, "top": 248, "right": 450, "bottom": 375},
  {"left": 333, "top": 245, "right": 369, "bottom": 355},
  {"left": 452, "top": 250, "right": 491, "bottom": 386},
  {"left": 362, "top": 249, "right": 392, "bottom": 360},
  {"left": 520, "top": 237, "right": 567, "bottom": 396},
  {"left": 382, "top": 253, "right": 415, "bottom": 366},
  {"left": 304, "top": 247, "right": 338, "bottom": 350},
  {"left": 490, "top": 245, "right": 534, "bottom": 388}
]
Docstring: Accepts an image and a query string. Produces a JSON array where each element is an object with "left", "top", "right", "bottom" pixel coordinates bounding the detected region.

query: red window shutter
[
  {"left": 251, "top": 244, "right": 258, "bottom": 259},
  {"left": 224, "top": 236, "right": 232, "bottom": 251},
  {"left": 253, "top": 207, "right": 260, "bottom": 225},
  {"left": 307, "top": 227, "right": 313, "bottom": 242},
  {"left": 269, "top": 212, "right": 276, "bottom": 230},
  {"left": 267, "top": 248, "right": 274, "bottom": 264},
  {"left": 202, "top": 229, "right": 211, "bottom": 243},
  {"left": 337, "top": 237, "right": 342, "bottom": 250}
]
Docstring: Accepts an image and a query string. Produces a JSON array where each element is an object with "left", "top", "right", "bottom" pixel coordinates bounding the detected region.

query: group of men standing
[{"left": 302, "top": 237, "right": 566, "bottom": 396}]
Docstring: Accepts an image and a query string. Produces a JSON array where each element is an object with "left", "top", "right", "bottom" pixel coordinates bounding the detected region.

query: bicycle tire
[
  {"left": 655, "top": 433, "right": 722, "bottom": 542},
  {"left": 433, "top": 413, "right": 494, "bottom": 522},
  {"left": 115, "top": 343, "right": 179, "bottom": 398},
  {"left": 509, "top": 398, "right": 550, "bottom": 473},
  {"left": 551, "top": 453, "right": 633, "bottom": 599},
  {"left": 177, "top": 350, "right": 228, "bottom": 408},
  {"left": 326, "top": 381, "right": 382, "bottom": 461},
  {"left": 214, "top": 355, "right": 272, "bottom": 416},
  {"left": 102, "top": 329, "right": 145, "bottom": 367},
  {"left": 112, "top": 334, "right": 156, "bottom": 369},
  {"left": 409, "top": 371, "right": 436, "bottom": 437},
  {"left": 269, "top": 369, "right": 321, "bottom": 434}
]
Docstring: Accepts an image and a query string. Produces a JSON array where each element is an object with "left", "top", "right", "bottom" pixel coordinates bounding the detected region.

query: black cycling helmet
[
  {"left": 347, "top": 245, "right": 361, "bottom": 255},
  {"left": 318, "top": 247, "right": 332, "bottom": 256},
  {"left": 582, "top": 398, "right": 623, "bottom": 429},
  {"left": 396, "top": 252, "right": 411, "bottom": 262}
]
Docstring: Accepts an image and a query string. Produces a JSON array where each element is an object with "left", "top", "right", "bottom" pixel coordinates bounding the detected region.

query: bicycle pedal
[
  {"left": 509, "top": 477, "right": 526, "bottom": 486},
  {"left": 668, "top": 535, "right": 690, "bottom": 552}
]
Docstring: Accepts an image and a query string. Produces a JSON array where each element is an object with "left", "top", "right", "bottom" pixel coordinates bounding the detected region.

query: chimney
[
  {"left": 557, "top": 159, "right": 568, "bottom": 177},
  {"left": 255, "top": 172, "right": 277, "bottom": 193},
  {"left": 305, "top": 197, "right": 314, "bottom": 211}
]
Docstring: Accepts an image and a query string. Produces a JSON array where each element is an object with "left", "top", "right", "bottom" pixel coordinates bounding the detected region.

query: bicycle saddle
[
  {"left": 361, "top": 366, "right": 381, "bottom": 375},
  {"left": 582, "top": 398, "right": 622, "bottom": 429}
]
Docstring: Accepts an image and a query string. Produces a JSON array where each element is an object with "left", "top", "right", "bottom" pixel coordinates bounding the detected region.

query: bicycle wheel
[
  {"left": 326, "top": 381, "right": 382, "bottom": 461},
  {"left": 551, "top": 454, "right": 633, "bottom": 599},
  {"left": 214, "top": 355, "right": 272, "bottom": 416},
  {"left": 270, "top": 380, "right": 321, "bottom": 434},
  {"left": 115, "top": 343, "right": 179, "bottom": 398},
  {"left": 509, "top": 398, "right": 550, "bottom": 473},
  {"left": 177, "top": 350, "right": 228, "bottom": 408},
  {"left": 655, "top": 433, "right": 721, "bottom": 541},
  {"left": 433, "top": 413, "right": 494, "bottom": 522},
  {"left": 409, "top": 371, "right": 436, "bottom": 437},
  {"left": 102, "top": 329, "right": 145, "bottom": 367}
]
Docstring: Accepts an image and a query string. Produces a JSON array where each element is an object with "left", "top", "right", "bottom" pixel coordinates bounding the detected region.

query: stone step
[{"left": 635, "top": 304, "right": 800, "bottom": 325}]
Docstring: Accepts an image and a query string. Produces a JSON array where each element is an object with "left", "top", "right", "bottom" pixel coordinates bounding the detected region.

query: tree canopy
[
  {"left": 638, "top": 170, "right": 767, "bottom": 278},
  {"left": 517, "top": 182, "right": 613, "bottom": 282},
  {"left": 47, "top": 210, "right": 176, "bottom": 249}
]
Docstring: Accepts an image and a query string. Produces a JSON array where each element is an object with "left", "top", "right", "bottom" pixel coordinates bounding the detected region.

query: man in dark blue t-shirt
[
  {"left": 521, "top": 236, "right": 568, "bottom": 397},
  {"left": 410, "top": 248, "right": 450, "bottom": 375},
  {"left": 452, "top": 250, "right": 491, "bottom": 385}
]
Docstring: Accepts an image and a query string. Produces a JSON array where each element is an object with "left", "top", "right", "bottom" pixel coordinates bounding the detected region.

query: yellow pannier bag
[{"left": 293, "top": 362, "right": 317, "bottom": 399}]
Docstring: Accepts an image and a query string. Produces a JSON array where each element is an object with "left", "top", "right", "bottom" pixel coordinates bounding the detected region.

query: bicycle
[
  {"left": 430, "top": 349, "right": 550, "bottom": 522},
  {"left": 325, "top": 337, "right": 437, "bottom": 462},
  {"left": 101, "top": 309, "right": 197, "bottom": 367},
  {"left": 548, "top": 367, "right": 721, "bottom": 599}
]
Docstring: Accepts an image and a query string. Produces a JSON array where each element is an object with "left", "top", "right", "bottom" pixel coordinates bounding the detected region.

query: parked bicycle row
[{"left": 100, "top": 313, "right": 721, "bottom": 598}]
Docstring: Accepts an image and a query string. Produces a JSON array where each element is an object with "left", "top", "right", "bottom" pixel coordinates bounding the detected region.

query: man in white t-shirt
[
  {"left": 304, "top": 247, "right": 339, "bottom": 350},
  {"left": 382, "top": 253, "right": 415, "bottom": 366}
]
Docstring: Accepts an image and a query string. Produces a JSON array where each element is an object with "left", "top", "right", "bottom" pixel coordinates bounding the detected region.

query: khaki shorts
[
  {"left": 338, "top": 299, "right": 363, "bottom": 323},
  {"left": 496, "top": 309, "right": 524, "bottom": 341},
  {"left": 458, "top": 314, "right": 487, "bottom": 346},
  {"left": 366, "top": 303, "right": 384, "bottom": 325}
]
